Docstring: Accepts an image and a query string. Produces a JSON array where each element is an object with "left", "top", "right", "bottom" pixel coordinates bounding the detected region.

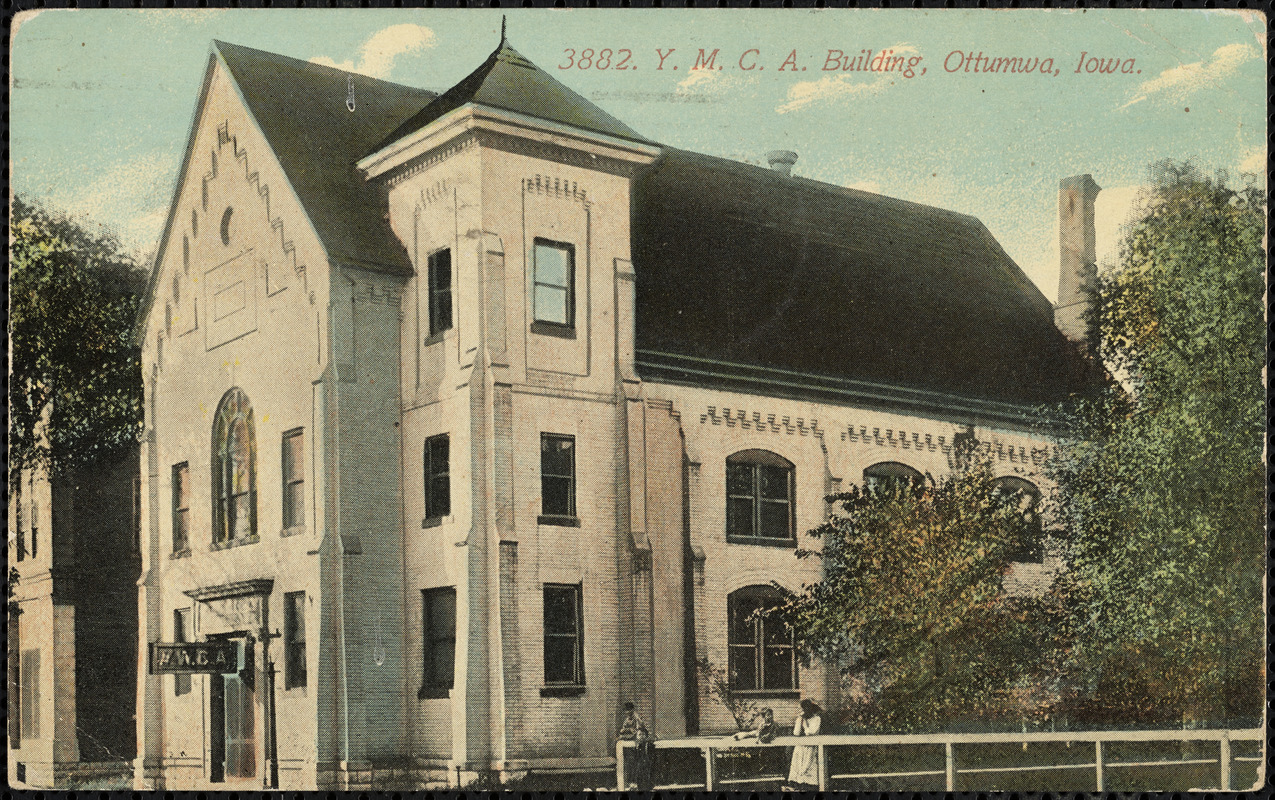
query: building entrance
[{"left": 208, "top": 635, "right": 255, "bottom": 782}]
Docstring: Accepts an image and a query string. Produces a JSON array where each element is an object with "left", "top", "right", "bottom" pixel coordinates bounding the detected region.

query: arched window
[
  {"left": 212, "top": 388, "right": 257, "bottom": 546},
  {"left": 726, "top": 450, "right": 794, "bottom": 544},
  {"left": 862, "top": 461, "right": 924, "bottom": 493},
  {"left": 993, "top": 476, "right": 1043, "bottom": 563},
  {"left": 728, "top": 586, "right": 797, "bottom": 692}
]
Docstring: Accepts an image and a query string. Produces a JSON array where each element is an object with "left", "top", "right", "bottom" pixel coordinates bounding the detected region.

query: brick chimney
[{"left": 1054, "top": 174, "right": 1101, "bottom": 348}]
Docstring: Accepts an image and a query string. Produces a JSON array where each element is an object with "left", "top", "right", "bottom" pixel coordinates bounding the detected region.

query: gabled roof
[
  {"left": 631, "top": 149, "right": 1091, "bottom": 409},
  {"left": 215, "top": 41, "right": 437, "bottom": 274},
  {"left": 372, "top": 37, "right": 652, "bottom": 155}
]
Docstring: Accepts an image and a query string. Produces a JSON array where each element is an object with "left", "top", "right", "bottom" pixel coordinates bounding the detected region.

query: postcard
[{"left": 8, "top": 8, "right": 1266, "bottom": 792}]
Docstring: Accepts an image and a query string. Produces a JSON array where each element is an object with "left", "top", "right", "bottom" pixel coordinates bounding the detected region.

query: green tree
[
  {"left": 9, "top": 196, "right": 145, "bottom": 485},
  {"left": 783, "top": 440, "right": 1068, "bottom": 733},
  {"left": 1048, "top": 162, "right": 1264, "bottom": 727}
]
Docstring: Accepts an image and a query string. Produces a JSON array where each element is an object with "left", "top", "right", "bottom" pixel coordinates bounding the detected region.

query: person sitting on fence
[
  {"left": 732, "top": 707, "right": 778, "bottom": 743},
  {"left": 784, "top": 699, "right": 823, "bottom": 791},
  {"left": 618, "top": 701, "right": 655, "bottom": 790},
  {"left": 732, "top": 707, "right": 782, "bottom": 780}
]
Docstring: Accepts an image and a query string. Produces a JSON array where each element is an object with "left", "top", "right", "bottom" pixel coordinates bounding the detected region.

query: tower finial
[{"left": 500, "top": 15, "right": 507, "bottom": 45}]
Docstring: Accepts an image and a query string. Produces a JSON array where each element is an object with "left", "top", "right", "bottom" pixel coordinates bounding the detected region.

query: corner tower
[{"left": 359, "top": 30, "right": 663, "bottom": 783}]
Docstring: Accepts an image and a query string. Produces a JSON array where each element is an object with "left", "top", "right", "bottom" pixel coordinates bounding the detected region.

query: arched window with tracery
[
  {"left": 728, "top": 585, "right": 797, "bottom": 692},
  {"left": 862, "top": 461, "right": 924, "bottom": 494},
  {"left": 212, "top": 388, "right": 257, "bottom": 546},
  {"left": 992, "top": 476, "right": 1043, "bottom": 563}
]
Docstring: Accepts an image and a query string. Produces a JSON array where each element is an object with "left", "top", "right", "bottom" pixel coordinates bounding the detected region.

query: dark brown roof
[
  {"left": 215, "top": 41, "right": 437, "bottom": 274},
  {"left": 372, "top": 38, "right": 652, "bottom": 155},
  {"left": 630, "top": 149, "right": 1090, "bottom": 409}
]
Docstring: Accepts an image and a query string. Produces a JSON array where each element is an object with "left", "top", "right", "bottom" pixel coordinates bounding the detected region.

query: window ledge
[
  {"left": 530, "top": 321, "right": 576, "bottom": 339},
  {"left": 732, "top": 689, "right": 800, "bottom": 699},
  {"left": 726, "top": 535, "right": 797, "bottom": 548},
  {"left": 418, "top": 685, "right": 451, "bottom": 700},
  {"left": 170, "top": 549, "right": 192, "bottom": 560},
  {"left": 210, "top": 534, "right": 259, "bottom": 551},
  {"left": 281, "top": 526, "right": 307, "bottom": 538},
  {"left": 538, "top": 515, "right": 581, "bottom": 528},
  {"left": 540, "top": 685, "right": 587, "bottom": 697},
  {"left": 423, "top": 329, "right": 451, "bottom": 347},
  {"left": 422, "top": 515, "right": 455, "bottom": 529}
]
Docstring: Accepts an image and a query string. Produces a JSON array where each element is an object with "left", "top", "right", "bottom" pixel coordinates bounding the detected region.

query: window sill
[
  {"left": 170, "top": 549, "right": 192, "bottom": 560},
  {"left": 530, "top": 321, "right": 576, "bottom": 340},
  {"left": 423, "top": 329, "right": 452, "bottom": 347},
  {"left": 538, "top": 515, "right": 581, "bottom": 528},
  {"left": 281, "top": 526, "right": 307, "bottom": 538},
  {"left": 732, "top": 689, "right": 800, "bottom": 699},
  {"left": 422, "top": 515, "right": 454, "bottom": 529},
  {"left": 726, "top": 535, "right": 797, "bottom": 548},
  {"left": 210, "top": 534, "right": 259, "bottom": 551},
  {"left": 418, "top": 685, "right": 451, "bottom": 700},
  {"left": 540, "top": 685, "right": 587, "bottom": 698}
]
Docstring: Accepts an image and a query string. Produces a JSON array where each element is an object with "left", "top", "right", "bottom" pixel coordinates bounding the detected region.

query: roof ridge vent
[{"left": 766, "top": 150, "right": 798, "bottom": 176}]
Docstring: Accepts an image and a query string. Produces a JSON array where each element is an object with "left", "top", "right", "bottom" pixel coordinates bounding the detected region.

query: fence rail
[{"left": 616, "top": 727, "right": 1263, "bottom": 791}]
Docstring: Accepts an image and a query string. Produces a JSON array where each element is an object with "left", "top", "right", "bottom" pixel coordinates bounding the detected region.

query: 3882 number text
[{"left": 558, "top": 49, "right": 634, "bottom": 70}]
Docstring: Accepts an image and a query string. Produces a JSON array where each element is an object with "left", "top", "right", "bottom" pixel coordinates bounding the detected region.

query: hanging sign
[{"left": 149, "top": 641, "right": 239, "bottom": 674}]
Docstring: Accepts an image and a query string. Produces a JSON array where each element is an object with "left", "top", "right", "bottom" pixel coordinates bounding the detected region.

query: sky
[{"left": 10, "top": 9, "right": 1266, "bottom": 302}]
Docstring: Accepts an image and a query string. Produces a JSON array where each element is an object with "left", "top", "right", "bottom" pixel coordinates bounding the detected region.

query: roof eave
[
  {"left": 359, "top": 103, "right": 662, "bottom": 181},
  {"left": 133, "top": 46, "right": 221, "bottom": 347}
]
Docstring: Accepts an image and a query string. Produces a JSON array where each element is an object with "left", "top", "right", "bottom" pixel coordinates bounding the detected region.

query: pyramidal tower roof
[{"left": 372, "top": 25, "right": 654, "bottom": 154}]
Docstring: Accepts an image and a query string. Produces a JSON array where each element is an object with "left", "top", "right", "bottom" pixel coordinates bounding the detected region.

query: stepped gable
[
  {"left": 631, "top": 148, "right": 1089, "bottom": 408},
  {"left": 371, "top": 36, "right": 653, "bottom": 155},
  {"left": 215, "top": 40, "right": 437, "bottom": 274}
]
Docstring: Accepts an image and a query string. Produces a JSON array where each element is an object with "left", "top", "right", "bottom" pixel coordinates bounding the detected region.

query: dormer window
[{"left": 532, "top": 239, "right": 574, "bottom": 328}]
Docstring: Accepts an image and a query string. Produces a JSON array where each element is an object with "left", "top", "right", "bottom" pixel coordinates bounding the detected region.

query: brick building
[
  {"left": 8, "top": 449, "right": 141, "bottom": 788},
  {"left": 133, "top": 34, "right": 1094, "bottom": 789}
]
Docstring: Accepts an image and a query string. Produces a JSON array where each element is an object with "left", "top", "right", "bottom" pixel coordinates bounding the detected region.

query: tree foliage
[
  {"left": 9, "top": 196, "right": 146, "bottom": 483},
  {"left": 1047, "top": 162, "right": 1265, "bottom": 726},
  {"left": 783, "top": 440, "right": 1066, "bottom": 733}
]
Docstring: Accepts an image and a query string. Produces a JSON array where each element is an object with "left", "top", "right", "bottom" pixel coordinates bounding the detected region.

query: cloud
[
  {"left": 1121, "top": 43, "right": 1255, "bottom": 109},
  {"left": 776, "top": 45, "right": 917, "bottom": 114},
  {"left": 1238, "top": 146, "right": 1265, "bottom": 174},
  {"left": 310, "top": 24, "right": 436, "bottom": 79},
  {"left": 42, "top": 151, "right": 176, "bottom": 257}
]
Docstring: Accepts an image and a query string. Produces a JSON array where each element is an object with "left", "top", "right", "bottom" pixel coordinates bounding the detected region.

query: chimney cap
[
  {"left": 766, "top": 150, "right": 798, "bottom": 176},
  {"left": 1059, "top": 174, "right": 1101, "bottom": 197}
]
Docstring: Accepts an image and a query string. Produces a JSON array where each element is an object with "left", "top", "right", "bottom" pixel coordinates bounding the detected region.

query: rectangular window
[
  {"left": 282, "top": 430, "right": 304, "bottom": 530},
  {"left": 8, "top": 607, "right": 20, "bottom": 748},
  {"left": 726, "top": 456, "right": 795, "bottom": 543},
  {"left": 172, "top": 462, "right": 190, "bottom": 553},
  {"left": 133, "top": 474, "right": 142, "bottom": 553},
  {"left": 540, "top": 434, "right": 576, "bottom": 520},
  {"left": 533, "top": 240, "right": 575, "bottom": 327},
  {"left": 424, "top": 434, "right": 451, "bottom": 521},
  {"left": 15, "top": 495, "right": 25, "bottom": 562},
  {"left": 420, "top": 587, "right": 456, "bottom": 697},
  {"left": 284, "top": 592, "right": 306, "bottom": 689},
  {"left": 29, "top": 495, "right": 38, "bottom": 560},
  {"left": 173, "top": 608, "right": 192, "bottom": 696},
  {"left": 20, "top": 650, "right": 40, "bottom": 739},
  {"left": 728, "top": 590, "right": 797, "bottom": 692},
  {"left": 427, "top": 248, "right": 453, "bottom": 336},
  {"left": 543, "top": 584, "right": 584, "bottom": 686}
]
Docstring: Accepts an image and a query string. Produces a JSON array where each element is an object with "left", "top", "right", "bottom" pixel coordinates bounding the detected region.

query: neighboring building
[
  {"left": 7, "top": 448, "right": 141, "bottom": 788},
  {"left": 133, "top": 33, "right": 1094, "bottom": 790}
]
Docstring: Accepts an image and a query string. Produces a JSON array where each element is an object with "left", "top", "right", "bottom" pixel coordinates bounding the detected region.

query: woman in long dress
[{"left": 786, "top": 699, "right": 823, "bottom": 790}]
